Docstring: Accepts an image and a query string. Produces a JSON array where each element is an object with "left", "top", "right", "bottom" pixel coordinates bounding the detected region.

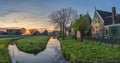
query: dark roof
[{"left": 96, "top": 10, "right": 113, "bottom": 25}]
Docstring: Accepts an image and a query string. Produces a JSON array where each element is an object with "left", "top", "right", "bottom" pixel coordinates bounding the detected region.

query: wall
[{"left": 108, "top": 25, "right": 120, "bottom": 39}]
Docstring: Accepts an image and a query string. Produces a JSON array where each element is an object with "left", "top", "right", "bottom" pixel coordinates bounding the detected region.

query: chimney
[
  {"left": 80, "top": 14, "right": 82, "bottom": 18},
  {"left": 112, "top": 7, "right": 116, "bottom": 24}
]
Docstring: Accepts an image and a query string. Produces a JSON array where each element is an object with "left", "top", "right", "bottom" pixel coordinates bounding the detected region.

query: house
[
  {"left": 28, "top": 28, "right": 49, "bottom": 35},
  {"left": 29, "top": 29, "right": 38, "bottom": 35},
  {"left": 37, "top": 28, "right": 49, "bottom": 35},
  {"left": 6, "top": 28, "right": 26, "bottom": 35},
  {"left": 0, "top": 28, "right": 7, "bottom": 35},
  {"left": 42, "top": 29, "right": 48, "bottom": 36},
  {"left": 91, "top": 7, "right": 120, "bottom": 39},
  {"left": 0, "top": 31, "right": 4, "bottom": 35}
]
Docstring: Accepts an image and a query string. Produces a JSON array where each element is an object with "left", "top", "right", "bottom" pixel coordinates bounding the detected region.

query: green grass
[
  {"left": 16, "top": 36, "right": 50, "bottom": 54},
  {"left": 61, "top": 39, "right": 120, "bottom": 63},
  {"left": 0, "top": 38, "right": 20, "bottom": 63},
  {"left": 0, "top": 35, "right": 20, "bottom": 38}
]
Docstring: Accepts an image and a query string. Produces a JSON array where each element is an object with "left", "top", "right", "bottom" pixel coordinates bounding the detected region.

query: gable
[
  {"left": 97, "top": 10, "right": 113, "bottom": 25},
  {"left": 92, "top": 11, "right": 104, "bottom": 24},
  {"left": 91, "top": 11, "right": 104, "bottom": 30}
]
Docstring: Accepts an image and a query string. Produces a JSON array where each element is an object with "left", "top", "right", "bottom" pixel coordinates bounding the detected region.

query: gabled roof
[{"left": 96, "top": 10, "right": 113, "bottom": 25}]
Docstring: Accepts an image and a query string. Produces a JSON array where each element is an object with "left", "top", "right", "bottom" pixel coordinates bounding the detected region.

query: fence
[{"left": 85, "top": 37, "right": 120, "bottom": 46}]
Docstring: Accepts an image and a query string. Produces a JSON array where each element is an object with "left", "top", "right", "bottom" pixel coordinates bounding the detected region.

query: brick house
[{"left": 91, "top": 7, "right": 120, "bottom": 39}]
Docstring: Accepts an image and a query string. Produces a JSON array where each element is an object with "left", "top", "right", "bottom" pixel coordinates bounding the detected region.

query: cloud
[
  {"left": 0, "top": 9, "right": 22, "bottom": 17},
  {"left": 0, "top": 9, "right": 55, "bottom": 29}
]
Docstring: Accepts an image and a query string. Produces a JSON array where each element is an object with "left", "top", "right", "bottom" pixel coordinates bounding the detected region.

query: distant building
[
  {"left": 0, "top": 31, "right": 4, "bottom": 35},
  {"left": 5, "top": 28, "right": 26, "bottom": 35},
  {"left": 0, "top": 28, "right": 7, "bottom": 35},
  {"left": 42, "top": 29, "right": 48, "bottom": 36},
  {"left": 26, "top": 28, "right": 52, "bottom": 36},
  {"left": 32, "top": 31, "right": 40, "bottom": 35},
  {"left": 29, "top": 29, "right": 38, "bottom": 35},
  {"left": 38, "top": 28, "right": 46, "bottom": 34},
  {"left": 32, "top": 28, "right": 49, "bottom": 36}
]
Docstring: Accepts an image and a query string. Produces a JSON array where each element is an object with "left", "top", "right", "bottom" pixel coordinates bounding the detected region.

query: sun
[{"left": 23, "top": 29, "right": 31, "bottom": 35}]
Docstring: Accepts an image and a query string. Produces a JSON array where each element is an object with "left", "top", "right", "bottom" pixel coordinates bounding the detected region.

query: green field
[
  {"left": 0, "top": 38, "right": 20, "bottom": 63},
  {"left": 61, "top": 39, "right": 120, "bottom": 63},
  {"left": 16, "top": 36, "right": 50, "bottom": 54}
]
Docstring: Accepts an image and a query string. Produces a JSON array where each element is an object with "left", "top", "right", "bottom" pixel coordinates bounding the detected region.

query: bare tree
[{"left": 49, "top": 8, "right": 77, "bottom": 39}]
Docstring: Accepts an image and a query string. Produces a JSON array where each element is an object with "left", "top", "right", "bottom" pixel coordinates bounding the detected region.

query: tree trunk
[
  {"left": 74, "top": 31, "right": 77, "bottom": 40},
  {"left": 62, "top": 27, "right": 65, "bottom": 40},
  {"left": 59, "top": 29, "right": 62, "bottom": 38},
  {"left": 80, "top": 31, "right": 84, "bottom": 42},
  {"left": 64, "top": 30, "right": 67, "bottom": 39}
]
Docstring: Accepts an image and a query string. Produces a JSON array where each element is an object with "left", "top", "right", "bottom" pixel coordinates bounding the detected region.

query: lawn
[
  {"left": 16, "top": 36, "right": 50, "bottom": 54},
  {"left": 0, "top": 38, "right": 20, "bottom": 63},
  {"left": 61, "top": 39, "right": 120, "bottom": 63}
]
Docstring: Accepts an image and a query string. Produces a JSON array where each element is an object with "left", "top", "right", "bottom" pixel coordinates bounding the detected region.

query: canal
[{"left": 8, "top": 37, "right": 69, "bottom": 63}]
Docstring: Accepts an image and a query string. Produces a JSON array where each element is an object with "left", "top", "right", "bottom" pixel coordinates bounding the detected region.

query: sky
[{"left": 0, "top": 0, "right": 120, "bottom": 30}]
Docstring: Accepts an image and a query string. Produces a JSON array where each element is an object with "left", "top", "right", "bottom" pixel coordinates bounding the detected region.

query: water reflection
[
  {"left": 8, "top": 37, "right": 69, "bottom": 63},
  {"left": 50, "top": 46, "right": 69, "bottom": 63}
]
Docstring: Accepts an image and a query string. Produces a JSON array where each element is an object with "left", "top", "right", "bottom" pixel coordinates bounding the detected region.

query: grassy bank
[
  {"left": 16, "top": 36, "right": 50, "bottom": 54},
  {"left": 0, "top": 38, "right": 20, "bottom": 63},
  {"left": 61, "top": 39, "right": 120, "bottom": 63},
  {"left": 0, "top": 35, "right": 20, "bottom": 38}
]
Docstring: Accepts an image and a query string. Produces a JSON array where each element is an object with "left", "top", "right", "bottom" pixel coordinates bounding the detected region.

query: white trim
[
  {"left": 96, "top": 10, "right": 104, "bottom": 23},
  {"left": 104, "top": 23, "right": 120, "bottom": 27}
]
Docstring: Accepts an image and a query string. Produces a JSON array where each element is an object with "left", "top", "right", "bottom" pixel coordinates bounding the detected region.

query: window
[{"left": 106, "top": 29, "right": 108, "bottom": 35}]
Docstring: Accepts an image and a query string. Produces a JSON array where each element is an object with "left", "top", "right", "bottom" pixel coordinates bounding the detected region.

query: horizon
[
  {"left": 0, "top": 0, "right": 120, "bottom": 29},
  {"left": 0, "top": 26, "right": 55, "bottom": 30}
]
